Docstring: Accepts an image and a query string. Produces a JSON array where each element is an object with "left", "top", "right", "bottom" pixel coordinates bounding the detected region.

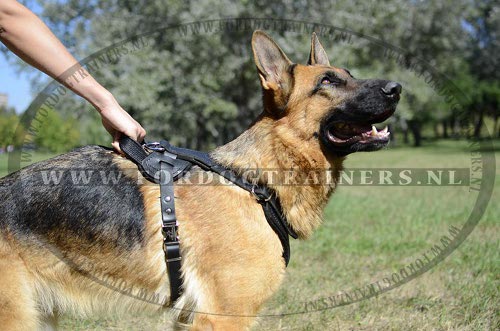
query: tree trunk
[
  {"left": 408, "top": 120, "right": 422, "bottom": 147},
  {"left": 450, "top": 116, "right": 460, "bottom": 138},
  {"left": 442, "top": 120, "right": 448, "bottom": 138},
  {"left": 388, "top": 124, "right": 396, "bottom": 146},
  {"left": 403, "top": 129, "right": 409, "bottom": 144},
  {"left": 493, "top": 113, "right": 499, "bottom": 138},
  {"left": 473, "top": 108, "right": 484, "bottom": 139},
  {"left": 397, "top": 118, "right": 409, "bottom": 144}
]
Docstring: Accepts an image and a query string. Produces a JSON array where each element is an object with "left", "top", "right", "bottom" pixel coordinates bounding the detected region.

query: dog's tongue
[
  {"left": 332, "top": 123, "right": 372, "bottom": 139},
  {"left": 328, "top": 122, "right": 390, "bottom": 143}
]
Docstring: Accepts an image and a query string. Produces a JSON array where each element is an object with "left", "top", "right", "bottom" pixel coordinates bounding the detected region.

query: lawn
[
  {"left": 0, "top": 151, "right": 56, "bottom": 178},
  {"left": 1, "top": 140, "right": 498, "bottom": 330}
]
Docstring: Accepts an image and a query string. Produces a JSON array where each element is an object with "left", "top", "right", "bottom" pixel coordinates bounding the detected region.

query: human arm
[{"left": 0, "top": 0, "right": 145, "bottom": 151}]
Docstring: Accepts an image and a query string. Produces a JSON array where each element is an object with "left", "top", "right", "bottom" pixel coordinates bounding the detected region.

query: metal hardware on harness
[
  {"left": 162, "top": 223, "right": 178, "bottom": 242},
  {"left": 118, "top": 136, "right": 296, "bottom": 305},
  {"left": 251, "top": 185, "right": 273, "bottom": 202},
  {"left": 143, "top": 141, "right": 166, "bottom": 152}
]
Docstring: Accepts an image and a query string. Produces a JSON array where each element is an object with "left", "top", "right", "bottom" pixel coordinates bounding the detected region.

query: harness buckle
[{"left": 162, "top": 223, "right": 179, "bottom": 243}]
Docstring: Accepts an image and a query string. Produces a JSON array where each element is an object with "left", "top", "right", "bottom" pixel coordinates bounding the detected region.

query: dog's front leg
[{"left": 176, "top": 183, "right": 286, "bottom": 331}]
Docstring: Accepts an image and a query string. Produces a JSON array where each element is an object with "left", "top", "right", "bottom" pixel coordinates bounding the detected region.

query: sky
[
  {"left": 0, "top": 51, "right": 35, "bottom": 113},
  {"left": 0, "top": 0, "right": 46, "bottom": 113}
]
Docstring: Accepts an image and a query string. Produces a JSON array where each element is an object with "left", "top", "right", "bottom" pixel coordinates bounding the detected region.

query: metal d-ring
[{"left": 251, "top": 185, "right": 273, "bottom": 202}]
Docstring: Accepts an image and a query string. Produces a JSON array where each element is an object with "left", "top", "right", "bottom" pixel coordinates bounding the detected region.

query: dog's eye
[
  {"left": 321, "top": 77, "right": 333, "bottom": 85},
  {"left": 321, "top": 76, "right": 339, "bottom": 85}
]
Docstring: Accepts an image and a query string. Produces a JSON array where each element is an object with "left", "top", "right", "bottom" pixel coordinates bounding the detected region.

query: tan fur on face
[{"left": 212, "top": 64, "right": 348, "bottom": 239}]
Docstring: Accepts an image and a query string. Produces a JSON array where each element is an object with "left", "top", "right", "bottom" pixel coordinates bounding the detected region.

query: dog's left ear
[
  {"left": 308, "top": 32, "right": 330, "bottom": 66},
  {"left": 252, "top": 30, "right": 293, "bottom": 91}
]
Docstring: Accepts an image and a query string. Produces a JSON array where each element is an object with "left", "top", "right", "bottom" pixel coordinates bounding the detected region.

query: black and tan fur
[{"left": 0, "top": 31, "right": 401, "bottom": 330}]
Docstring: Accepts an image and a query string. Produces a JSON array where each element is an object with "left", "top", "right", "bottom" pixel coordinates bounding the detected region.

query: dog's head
[{"left": 252, "top": 31, "right": 401, "bottom": 156}]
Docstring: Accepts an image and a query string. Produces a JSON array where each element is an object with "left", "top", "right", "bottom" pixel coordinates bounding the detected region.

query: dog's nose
[{"left": 381, "top": 82, "right": 402, "bottom": 96}]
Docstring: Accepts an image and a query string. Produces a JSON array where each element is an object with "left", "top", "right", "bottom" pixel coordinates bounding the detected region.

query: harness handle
[{"left": 119, "top": 136, "right": 148, "bottom": 163}]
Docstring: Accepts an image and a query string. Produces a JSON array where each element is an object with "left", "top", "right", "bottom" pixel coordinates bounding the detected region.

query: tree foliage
[
  {"left": 31, "top": 109, "right": 80, "bottom": 153},
  {"left": 0, "top": 106, "right": 24, "bottom": 148},
  {"left": 10, "top": 0, "right": 499, "bottom": 151}
]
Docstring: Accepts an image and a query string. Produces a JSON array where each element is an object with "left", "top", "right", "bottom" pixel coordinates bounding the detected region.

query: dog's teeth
[
  {"left": 371, "top": 125, "right": 378, "bottom": 136},
  {"left": 381, "top": 126, "right": 388, "bottom": 133}
]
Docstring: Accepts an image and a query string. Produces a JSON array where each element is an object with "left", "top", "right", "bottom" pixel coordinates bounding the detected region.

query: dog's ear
[
  {"left": 252, "top": 30, "right": 292, "bottom": 91},
  {"left": 308, "top": 32, "right": 330, "bottom": 66}
]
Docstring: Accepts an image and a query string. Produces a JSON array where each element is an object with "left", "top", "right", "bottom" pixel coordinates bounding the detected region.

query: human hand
[{"left": 96, "top": 94, "right": 146, "bottom": 153}]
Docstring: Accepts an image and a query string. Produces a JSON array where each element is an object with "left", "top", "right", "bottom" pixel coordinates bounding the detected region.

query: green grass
[
  {"left": 0, "top": 151, "right": 56, "bottom": 178},
  {"left": 258, "top": 140, "right": 499, "bottom": 330},
  {"left": 1, "top": 140, "right": 498, "bottom": 330}
]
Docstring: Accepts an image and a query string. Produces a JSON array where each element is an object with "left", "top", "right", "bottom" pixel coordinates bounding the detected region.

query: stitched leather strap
[
  {"left": 159, "top": 161, "right": 183, "bottom": 303},
  {"left": 119, "top": 136, "right": 298, "bottom": 305},
  {"left": 259, "top": 192, "right": 296, "bottom": 264}
]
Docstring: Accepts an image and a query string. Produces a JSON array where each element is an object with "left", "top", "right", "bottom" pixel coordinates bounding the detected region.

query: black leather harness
[{"left": 119, "top": 137, "right": 297, "bottom": 304}]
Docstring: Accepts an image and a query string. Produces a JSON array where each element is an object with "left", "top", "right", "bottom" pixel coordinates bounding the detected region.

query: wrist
[
  {"left": 86, "top": 86, "right": 116, "bottom": 113},
  {"left": 64, "top": 70, "right": 115, "bottom": 112}
]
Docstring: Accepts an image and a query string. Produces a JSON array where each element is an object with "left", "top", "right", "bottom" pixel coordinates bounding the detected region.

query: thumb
[{"left": 112, "top": 131, "right": 123, "bottom": 153}]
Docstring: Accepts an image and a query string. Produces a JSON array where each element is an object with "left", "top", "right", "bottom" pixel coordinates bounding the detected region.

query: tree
[
  {"left": 0, "top": 106, "right": 24, "bottom": 149},
  {"left": 464, "top": 0, "right": 500, "bottom": 138},
  {"left": 11, "top": 0, "right": 493, "bottom": 150},
  {"left": 31, "top": 109, "right": 80, "bottom": 153}
]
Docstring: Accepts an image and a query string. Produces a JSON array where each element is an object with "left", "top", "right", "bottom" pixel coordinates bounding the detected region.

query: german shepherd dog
[{"left": 0, "top": 31, "right": 401, "bottom": 330}]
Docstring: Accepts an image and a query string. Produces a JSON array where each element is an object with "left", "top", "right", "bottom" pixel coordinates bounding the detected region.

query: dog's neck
[{"left": 211, "top": 114, "right": 344, "bottom": 239}]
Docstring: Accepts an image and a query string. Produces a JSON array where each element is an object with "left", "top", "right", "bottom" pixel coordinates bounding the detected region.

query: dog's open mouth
[
  {"left": 320, "top": 106, "right": 397, "bottom": 155},
  {"left": 326, "top": 122, "right": 390, "bottom": 146},
  {"left": 318, "top": 79, "right": 401, "bottom": 155}
]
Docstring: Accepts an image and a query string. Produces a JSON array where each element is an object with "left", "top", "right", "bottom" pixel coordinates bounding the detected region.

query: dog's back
[
  {"left": 0, "top": 146, "right": 145, "bottom": 246},
  {"left": 0, "top": 146, "right": 170, "bottom": 329}
]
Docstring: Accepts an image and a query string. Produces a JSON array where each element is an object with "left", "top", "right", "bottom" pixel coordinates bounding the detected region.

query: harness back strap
[{"left": 119, "top": 136, "right": 297, "bottom": 304}]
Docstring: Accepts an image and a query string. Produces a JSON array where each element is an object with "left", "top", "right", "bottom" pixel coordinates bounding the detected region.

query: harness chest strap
[
  {"left": 119, "top": 137, "right": 297, "bottom": 304},
  {"left": 159, "top": 161, "right": 183, "bottom": 302}
]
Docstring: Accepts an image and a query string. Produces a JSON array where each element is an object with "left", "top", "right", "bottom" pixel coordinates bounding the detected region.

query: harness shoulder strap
[{"left": 159, "top": 140, "right": 215, "bottom": 170}]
